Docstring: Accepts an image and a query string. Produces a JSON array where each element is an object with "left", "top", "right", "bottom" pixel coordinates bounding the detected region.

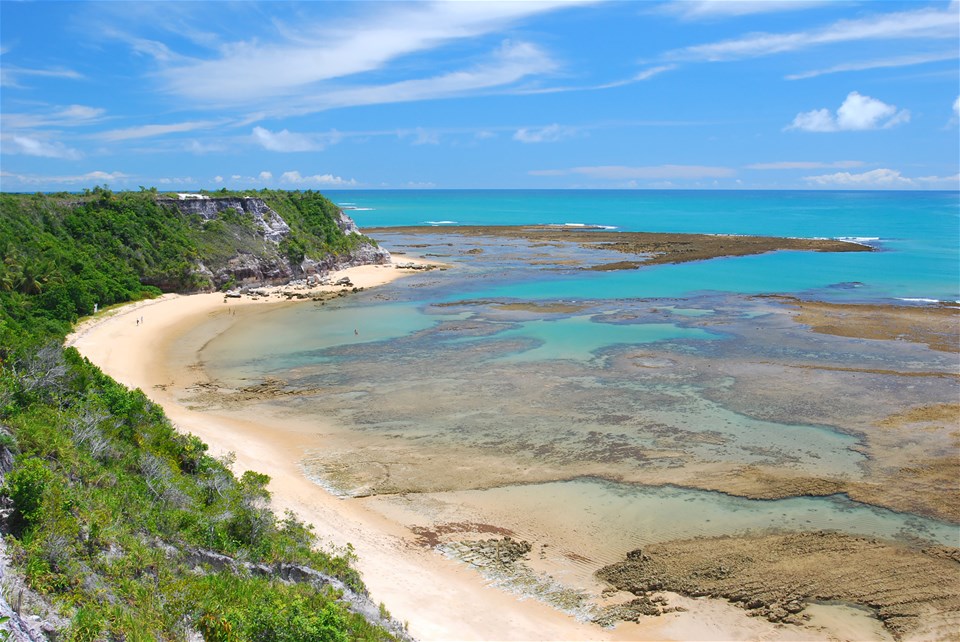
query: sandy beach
[
  {"left": 66, "top": 257, "right": 948, "bottom": 642},
  {"left": 67, "top": 260, "right": 642, "bottom": 641}
]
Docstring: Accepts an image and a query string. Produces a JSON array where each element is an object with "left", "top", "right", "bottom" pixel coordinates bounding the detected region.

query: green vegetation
[
  {"left": 0, "top": 187, "right": 376, "bottom": 352},
  {"left": 0, "top": 189, "right": 399, "bottom": 639}
]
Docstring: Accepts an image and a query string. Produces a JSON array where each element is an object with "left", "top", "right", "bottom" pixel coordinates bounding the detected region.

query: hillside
[
  {"left": 0, "top": 189, "right": 405, "bottom": 640},
  {"left": 0, "top": 187, "right": 388, "bottom": 349}
]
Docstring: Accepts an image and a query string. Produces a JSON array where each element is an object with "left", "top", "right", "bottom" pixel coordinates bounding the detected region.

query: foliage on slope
[
  {"left": 0, "top": 187, "right": 375, "bottom": 352},
  {"left": 0, "top": 188, "right": 400, "bottom": 640}
]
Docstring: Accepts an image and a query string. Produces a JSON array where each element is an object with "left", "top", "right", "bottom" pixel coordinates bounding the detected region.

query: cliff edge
[{"left": 157, "top": 195, "right": 390, "bottom": 291}]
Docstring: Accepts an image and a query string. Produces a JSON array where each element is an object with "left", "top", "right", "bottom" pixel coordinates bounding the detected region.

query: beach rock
[{"left": 595, "top": 531, "right": 960, "bottom": 639}]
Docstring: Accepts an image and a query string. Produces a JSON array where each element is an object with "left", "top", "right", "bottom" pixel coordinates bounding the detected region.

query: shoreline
[
  {"left": 66, "top": 253, "right": 956, "bottom": 641},
  {"left": 66, "top": 259, "right": 654, "bottom": 641}
]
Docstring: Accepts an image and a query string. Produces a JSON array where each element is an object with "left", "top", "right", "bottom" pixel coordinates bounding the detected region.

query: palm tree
[
  {"left": 17, "top": 262, "right": 43, "bottom": 295},
  {"left": 0, "top": 252, "right": 22, "bottom": 293}
]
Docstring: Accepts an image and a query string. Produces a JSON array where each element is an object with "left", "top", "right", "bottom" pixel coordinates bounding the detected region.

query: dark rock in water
[{"left": 827, "top": 281, "right": 865, "bottom": 289}]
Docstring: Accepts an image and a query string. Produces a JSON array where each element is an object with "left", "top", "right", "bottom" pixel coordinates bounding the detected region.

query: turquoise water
[
  {"left": 448, "top": 315, "right": 717, "bottom": 363},
  {"left": 333, "top": 190, "right": 959, "bottom": 302},
  {"left": 196, "top": 190, "right": 959, "bottom": 564}
]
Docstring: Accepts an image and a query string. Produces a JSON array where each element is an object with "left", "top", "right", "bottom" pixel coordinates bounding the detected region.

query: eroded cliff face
[
  {"left": 163, "top": 197, "right": 291, "bottom": 242},
  {"left": 158, "top": 197, "right": 390, "bottom": 290}
]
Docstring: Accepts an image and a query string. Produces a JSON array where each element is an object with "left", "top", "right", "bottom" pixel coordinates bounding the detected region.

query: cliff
[{"left": 157, "top": 195, "right": 390, "bottom": 291}]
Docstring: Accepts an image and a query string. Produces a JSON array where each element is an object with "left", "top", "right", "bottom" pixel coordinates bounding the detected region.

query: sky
[{"left": 1, "top": 0, "right": 958, "bottom": 192}]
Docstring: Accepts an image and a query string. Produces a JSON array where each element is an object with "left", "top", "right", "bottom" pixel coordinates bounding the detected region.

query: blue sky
[{"left": 1, "top": 0, "right": 958, "bottom": 191}]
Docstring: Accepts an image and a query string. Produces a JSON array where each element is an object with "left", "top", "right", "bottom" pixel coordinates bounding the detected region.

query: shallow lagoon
[{"left": 192, "top": 191, "right": 958, "bottom": 620}]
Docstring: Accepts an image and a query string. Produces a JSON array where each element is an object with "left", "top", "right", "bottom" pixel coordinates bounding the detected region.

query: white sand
[{"left": 67, "top": 259, "right": 878, "bottom": 642}]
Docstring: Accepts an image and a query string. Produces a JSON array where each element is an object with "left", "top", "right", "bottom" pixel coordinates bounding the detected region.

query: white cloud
[
  {"left": 3, "top": 104, "right": 106, "bottom": 130},
  {"left": 747, "top": 160, "right": 864, "bottom": 170},
  {"left": 789, "top": 108, "right": 836, "bottom": 133},
  {"left": 529, "top": 165, "right": 735, "bottom": 179},
  {"left": 588, "top": 65, "right": 678, "bottom": 91},
  {"left": 186, "top": 139, "right": 225, "bottom": 154},
  {"left": 668, "top": 4, "right": 959, "bottom": 61},
  {"left": 57, "top": 105, "right": 106, "bottom": 121},
  {"left": 786, "top": 51, "right": 959, "bottom": 80},
  {"left": 0, "top": 170, "right": 128, "bottom": 186},
  {"left": 916, "top": 173, "right": 960, "bottom": 186},
  {"left": 0, "top": 64, "right": 84, "bottom": 88},
  {"left": 5, "top": 135, "right": 83, "bottom": 160},
  {"left": 787, "top": 92, "right": 909, "bottom": 132},
  {"left": 513, "top": 123, "right": 577, "bottom": 143},
  {"left": 632, "top": 65, "right": 677, "bottom": 81},
  {"left": 214, "top": 175, "right": 224, "bottom": 183},
  {"left": 280, "top": 171, "right": 358, "bottom": 187},
  {"left": 156, "top": 176, "right": 198, "bottom": 185},
  {"left": 954, "top": 96, "right": 960, "bottom": 119},
  {"left": 159, "top": 2, "right": 583, "bottom": 105},
  {"left": 803, "top": 168, "right": 914, "bottom": 186},
  {"left": 258, "top": 171, "right": 273, "bottom": 181},
  {"left": 252, "top": 126, "right": 328, "bottom": 152},
  {"left": 660, "top": 1, "right": 831, "bottom": 21},
  {"left": 277, "top": 40, "right": 556, "bottom": 118},
  {"left": 98, "top": 120, "right": 222, "bottom": 141},
  {"left": 399, "top": 127, "right": 441, "bottom": 146}
]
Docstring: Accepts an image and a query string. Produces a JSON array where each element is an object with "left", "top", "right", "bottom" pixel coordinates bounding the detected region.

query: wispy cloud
[
  {"left": 530, "top": 165, "right": 735, "bottom": 179},
  {"left": 156, "top": 176, "right": 199, "bottom": 185},
  {"left": 746, "top": 160, "right": 864, "bottom": 170},
  {"left": 787, "top": 92, "right": 909, "bottom": 132},
  {"left": 513, "top": 124, "right": 578, "bottom": 143},
  {"left": 786, "top": 51, "right": 959, "bottom": 80},
  {"left": 801, "top": 167, "right": 960, "bottom": 188},
  {"left": 3, "top": 135, "right": 83, "bottom": 160},
  {"left": 0, "top": 64, "right": 84, "bottom": 88},
  {"left": 157, "top": 2, "right": 583, "bottom": 106},
  {"left": 399, "top": 128, "right": 441, "bottom": 146},
  {"left": 275, "top": 40, "right": 556, "bottom": 117},
  {"left": 667, "top": 4, "right": 959, "bottom": 62},
  {"left": 659, "top": 1, "right": 832, "bottom": 21},
  {"left": 0, "top": 170, "right": 128, "bottom": 186},
  {"left": 252, "top": 126, "right": 341, "bottom": 152},
  {"left": 279, "top": 170, "right": 358, "bottom": 187},
  {"left": 2, "top": 104, "right": 106, "bottom": 130},
  {"left": 98, "top": 120, "right": 223, "bottom": 142}
]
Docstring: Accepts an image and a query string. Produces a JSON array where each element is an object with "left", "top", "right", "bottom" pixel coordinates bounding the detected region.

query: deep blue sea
[{"left": 330, "top": 189, "right": 959, "bottom": 302}]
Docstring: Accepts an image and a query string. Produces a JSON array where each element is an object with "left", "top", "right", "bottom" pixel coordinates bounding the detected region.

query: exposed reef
[
  {"left": 362, "top": 225, "right": 871, "bottom": 267},
  {"left": 596, "top": 531, "right": 960, "bottom": 640}
]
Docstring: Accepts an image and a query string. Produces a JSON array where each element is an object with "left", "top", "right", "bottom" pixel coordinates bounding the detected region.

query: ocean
[
  {"left": 333, "top": 189, "right": 960, "bottom": 303},
  {"left": 187, "top": 190, "right": 958, "bottom": 614}
]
